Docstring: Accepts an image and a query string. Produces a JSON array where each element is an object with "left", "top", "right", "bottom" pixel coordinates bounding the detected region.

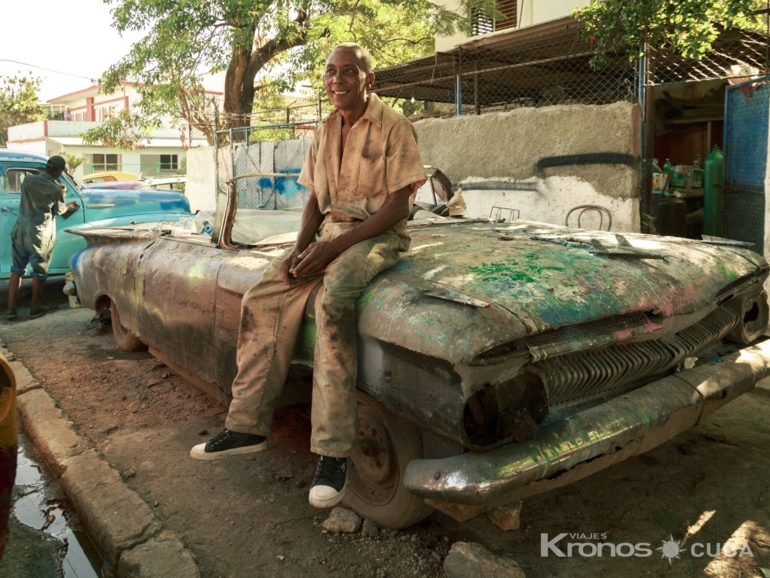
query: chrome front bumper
[{"left": 404, "top": 340, "right": 770, "bottom": 511}]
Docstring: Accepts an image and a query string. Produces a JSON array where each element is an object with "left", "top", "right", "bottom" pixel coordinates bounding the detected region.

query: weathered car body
[
  {"left": 0, "top": 150, "right": 191, "bottom": 279},
  {"left": 67, "top": 184, "right": 770, "bottom": 528}
]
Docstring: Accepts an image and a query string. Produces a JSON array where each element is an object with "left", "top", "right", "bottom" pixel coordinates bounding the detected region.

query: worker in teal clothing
[{"left": 6, "top": 155, "right": 79, "bottom": 320}]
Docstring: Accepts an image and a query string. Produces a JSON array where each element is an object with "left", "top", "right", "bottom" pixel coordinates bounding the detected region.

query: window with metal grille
[
  {"left": 160, "top": 154, "right": 179, "bottom": 171},
  {"left": 495, "top": 0, "right": 517, "bottom": 31},
  {"left": 471, "top": 6, "right": 494, "bottom": 35},
  {"left": 471, "top": 0, "right": 517, "bottom": 36},
  {"left": 92, "top": 154, "right": 121, "bottom": 172}
]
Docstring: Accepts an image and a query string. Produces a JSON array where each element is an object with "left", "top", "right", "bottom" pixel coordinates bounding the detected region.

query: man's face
[{"left": 323, "top": 48, "right": 374, "bottom": 112}]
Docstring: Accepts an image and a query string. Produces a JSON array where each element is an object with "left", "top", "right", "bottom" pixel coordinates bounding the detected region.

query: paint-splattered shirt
[
  {"left": 298, "top": 94, "right": 426, "bottom": 242},
  {"left": 10, "top": 172, "right": 67, "bottom": 254}
]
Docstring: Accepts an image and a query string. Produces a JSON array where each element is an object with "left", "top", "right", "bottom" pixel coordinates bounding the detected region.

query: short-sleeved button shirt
[
  {"left": 11, "top": 172, "right": 66, "bottom": 238},
  {"left": 298, "top": 94, "right": 426, "bottom": 242}
]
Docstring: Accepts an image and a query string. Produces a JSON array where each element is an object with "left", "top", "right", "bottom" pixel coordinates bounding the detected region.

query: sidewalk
[{"left": 1, "top": 335, "right": 200, "bottom": 577}]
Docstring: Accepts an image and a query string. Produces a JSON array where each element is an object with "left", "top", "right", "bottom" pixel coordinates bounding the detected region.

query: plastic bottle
[
  {"left": 703, "top": 146, "right": 723, "bottom": 236},
  {"left": 693, "top": 153, "right": 701, "bottom": 169},
  {"left": 663, "top": 159, "right": 673, "bottom": 173}
]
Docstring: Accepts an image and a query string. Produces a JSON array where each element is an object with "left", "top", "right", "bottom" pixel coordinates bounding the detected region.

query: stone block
[
  {"left": 444, "top": 542, "right": 526, "bottom": 578},
  {"left": 60, "top": 449, "right": 161, "bottom": 565},
  {"left": 117, "top": 532, "right": 200, "bottom": 578},
  {"left": 16, "top": 388, "right": 87, "bottom": 476},
  {"left": 322, "top": 507, "right": 362, "bottom": 533},
  {"left": 487, "top": 500, "right": 522, "bottom": 531},
  {"left": 10, "top": 358, "right": 42, "bottom": 393}
]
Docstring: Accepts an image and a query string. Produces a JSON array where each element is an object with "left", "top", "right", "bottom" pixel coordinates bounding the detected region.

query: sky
[{"left": 0, "top": 0, "right": 145, "bottom": 101}]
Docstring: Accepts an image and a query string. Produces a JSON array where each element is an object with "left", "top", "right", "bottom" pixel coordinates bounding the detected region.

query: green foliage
[
  {"left": 0, "top": 74, "right": 45, "bottom": 147},
  {"left": 79, "top": 108, "right": 161, "bottom": 150},
  {"left": 573, "top": 0, "right": 765, "bottom": 67},
  {"left": 60, "top": 150, "right": 86, "bottom": 172},
  {"left": 102, "top": 0, "right": 496, "bottom": 132}
]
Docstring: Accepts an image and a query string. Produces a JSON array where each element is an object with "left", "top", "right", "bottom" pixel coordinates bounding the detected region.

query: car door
[
  {"left": 48, "top": 173, "right": 86, "bottom": 274},
  {"left": 0, "top": 165, "right": 42, "bottom": 278}
]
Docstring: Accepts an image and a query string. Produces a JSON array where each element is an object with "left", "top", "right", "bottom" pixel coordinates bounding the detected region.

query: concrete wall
[
  {"left": 186, "top": 147, "right": 217, "bottom": 212},
  {"left": 413, "top": 101, "right": 641, "bottom": 231}
]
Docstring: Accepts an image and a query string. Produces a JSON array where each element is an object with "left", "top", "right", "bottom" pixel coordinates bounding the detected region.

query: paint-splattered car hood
[{"left": 372, "top": 220, "right": 766, "bottom": 343}]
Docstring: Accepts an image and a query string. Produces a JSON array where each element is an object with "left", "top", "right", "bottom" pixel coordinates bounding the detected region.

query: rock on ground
[
  {"left": 322, "top": 508, "right": 362, "bottom": 534},
  {"left": 444, "top": 542, "right": 526, "bottom": 578},
  {"left": 117, "top": 533, "right": 200, "bottom": 578},
  {"left": 361, "top": 519, "right": 381, "bottom": 537},
  {"left": 487, "top": 500, "right": 522, "bottom": 531}
]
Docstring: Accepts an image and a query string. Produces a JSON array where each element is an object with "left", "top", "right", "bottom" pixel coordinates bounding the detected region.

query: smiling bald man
[{"left": 192, "top": 43, "right": 426, "bottom": 510}]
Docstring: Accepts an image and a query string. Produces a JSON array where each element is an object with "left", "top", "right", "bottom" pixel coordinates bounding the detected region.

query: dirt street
[{"left": 2, "top": 278, "right": 770, "bottom": 577}]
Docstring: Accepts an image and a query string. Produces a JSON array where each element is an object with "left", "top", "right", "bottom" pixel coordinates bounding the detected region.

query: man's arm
[
  {"left": 51, "top": 182, "right": 80, "bottom": 219},
  {"left": 288, "top": 185, "right": 411, "bottom": 280},
  {"left": 279, "top": 190, "right": 326, "bottom": 285}
]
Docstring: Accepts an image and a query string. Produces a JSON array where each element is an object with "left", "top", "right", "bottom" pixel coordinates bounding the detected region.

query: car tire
[
  {"left": 110, "top": 300, "right": 147, "bottom": 352},
  {"left": 342, "top": 391, "right": 433, "bottom": 529}
]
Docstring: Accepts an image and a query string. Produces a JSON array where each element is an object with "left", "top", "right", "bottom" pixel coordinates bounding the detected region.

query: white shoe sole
[
  {"left": 189, "top": 440, "right": 267, "bottom": 461},
  {"left": 308, "top": 482, "right": 347, "bottom": 508}
]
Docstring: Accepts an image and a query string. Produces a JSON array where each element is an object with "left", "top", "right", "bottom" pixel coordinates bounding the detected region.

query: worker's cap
[{"left": 46, "top": 155, "right": 66, "bottom": 171}]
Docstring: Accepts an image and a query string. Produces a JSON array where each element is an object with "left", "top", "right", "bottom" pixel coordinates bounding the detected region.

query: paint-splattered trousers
[{"left": 225, "top": 225, "right": 408, "bottom": 457}]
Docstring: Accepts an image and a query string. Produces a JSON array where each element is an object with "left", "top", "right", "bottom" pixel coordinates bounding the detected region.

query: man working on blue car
[
  {"left": 191, "top": 42, "right": 426, "bottom": 509},
  {"left": 6, "top": 155, "right": 79, "bottom": 321}
]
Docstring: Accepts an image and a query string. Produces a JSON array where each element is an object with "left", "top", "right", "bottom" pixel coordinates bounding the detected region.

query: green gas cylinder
[{"left": 703, "top": 146, "right": 723, "bottom": 236}]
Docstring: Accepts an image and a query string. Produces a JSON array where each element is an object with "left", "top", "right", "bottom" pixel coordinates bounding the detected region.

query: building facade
[
  {"left": 436, "top": 0, "right": 591, "bottom": 51},
  {"left": 6, "top": 80, "right": 221, "bottom": 179}
]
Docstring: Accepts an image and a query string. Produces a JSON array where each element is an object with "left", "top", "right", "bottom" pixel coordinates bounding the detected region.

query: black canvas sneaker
[
  {"left": 309, "top": 456, "right": 347, "bottom": 508},
  {"left": 189, "top": 428, "right": 267, "bottom": 460}
]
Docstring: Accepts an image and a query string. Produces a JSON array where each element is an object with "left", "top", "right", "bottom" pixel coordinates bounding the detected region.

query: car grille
[{"left": 528, "top": 306, "right": 740, "bottom": 407}]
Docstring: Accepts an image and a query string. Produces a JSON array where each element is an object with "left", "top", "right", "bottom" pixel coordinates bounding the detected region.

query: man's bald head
[{"left": 330, "top": 42, "right": 373, "bottom": 74}]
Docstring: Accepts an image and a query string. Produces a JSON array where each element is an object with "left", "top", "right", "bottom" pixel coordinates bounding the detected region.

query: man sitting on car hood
[{"left": 191, "top": 42, "right": 426, "bottom": 509}]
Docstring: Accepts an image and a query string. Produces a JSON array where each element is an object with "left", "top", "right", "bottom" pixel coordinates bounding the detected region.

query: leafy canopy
[
  {"left": 573, "top": 0, "right": 765, "bottom": 66},
  {"left": 92, "top": 0, "right": 494, "bottom": 145},
  {"left": 60, "top": 150, "right": 87, "bottom": 172},
  {"left": 80, "top": 108, "right": 161, "bottom": 150},
  {"left": 0, "top": 75, "right": 45, "bottom": 147}
]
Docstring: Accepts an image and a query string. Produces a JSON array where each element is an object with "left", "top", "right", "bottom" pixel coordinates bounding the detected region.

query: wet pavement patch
[{"left": 2, "top": 434, "right": 103, "bottom": 578}]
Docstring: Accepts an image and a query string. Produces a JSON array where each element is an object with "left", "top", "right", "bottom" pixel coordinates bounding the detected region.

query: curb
[{"left": 1, "top": 338, "right": 201, "bottom": 578}]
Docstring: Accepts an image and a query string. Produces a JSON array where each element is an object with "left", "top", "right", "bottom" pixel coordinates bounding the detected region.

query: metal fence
[
  {"left": 723, "top": 76, "right": 770, "bottom": 249},
  {"left": 215, "top": 104, "right": 325, "bottom": 210},
  {"left": 649, "top": 28, "right": 770, "bottom": 88},
  {"left": 373, "top": 18, "right": 638, "bottom": 117},
  {"left": 373, "top": 17, "right": 770, "bottom": 119}
]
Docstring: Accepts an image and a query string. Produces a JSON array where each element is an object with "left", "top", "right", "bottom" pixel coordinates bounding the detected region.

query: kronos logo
[{"left": 541, "top": 533, "right": 754, "bottom": 564}]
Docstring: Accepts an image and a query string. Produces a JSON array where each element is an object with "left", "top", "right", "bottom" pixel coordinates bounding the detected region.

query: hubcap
[{"left": 348, "top": 402, "right": 398, "bottom": 505}]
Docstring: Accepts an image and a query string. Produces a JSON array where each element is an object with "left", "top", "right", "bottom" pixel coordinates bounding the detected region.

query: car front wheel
[
  {"left": 342, "top": 391, "right": 433, "bottom": 529},
  {"left": 110, "top": 300, "right": 147, "bottom": 352}
]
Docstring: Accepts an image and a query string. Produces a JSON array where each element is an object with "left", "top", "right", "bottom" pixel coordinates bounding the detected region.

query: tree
[
  {"left": 80, "top": 108, "right": 161, "bottom": 150},
  {"left": 0, "top": 74, "right": 45, "bottom": 147},
  {"left": 61, "top": 150, "right": 87, "bottom": 173},
  {"left": 101, "top": 0, "right": 495, "bottom": 141},
  {"left": 573, "top": 0, "right": 765, "bottom": 67}
]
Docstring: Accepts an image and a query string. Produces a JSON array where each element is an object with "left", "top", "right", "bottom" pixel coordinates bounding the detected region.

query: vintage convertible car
[{"left": 66, "top": 179, "right": 770, "bottom": 529}]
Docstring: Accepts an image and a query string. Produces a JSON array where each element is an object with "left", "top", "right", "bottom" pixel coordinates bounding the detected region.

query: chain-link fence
[
  {"left": 373, "top": 18, "right": 638, "bottom": 117},
  {"left": 215, "top": 103, "right": 327, "bottom": 210},
  {"left": 650, "top": 28, "right": 770, "bottom": 88},
  {"left": 373, "top": 16, "right": 770, "bottom": 119}
]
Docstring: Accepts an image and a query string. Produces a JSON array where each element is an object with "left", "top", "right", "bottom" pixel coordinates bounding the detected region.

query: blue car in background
[{"left": 0, "top": 150, "right": 191, "bottom": 279}]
